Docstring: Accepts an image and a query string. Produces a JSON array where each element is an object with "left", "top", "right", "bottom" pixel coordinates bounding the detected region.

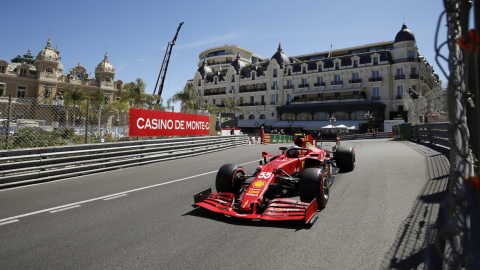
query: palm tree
[
  {"left": 118, "top": 78, "right": 148, "bottom": 108},
  {"left": 146, "top": 94, "right": 166, "bottom": 111},
  {"left": 167, "top": 83, "right": 203, "bottom": 113},
  {"left": 91, "top": 89, "right": 107, "bottom": 137},
  {"left": 202, "top": 103, "right": 225, "bottom": 114},
  {"left": 221, "top": 97, "right": 244, "bottom": 114},
  {"left": 64, "top": 86, "right": 88, "bottom": 129}
]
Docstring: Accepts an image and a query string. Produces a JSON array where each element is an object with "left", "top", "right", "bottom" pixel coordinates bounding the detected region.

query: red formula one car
[{"left": 193, "top": 135, "right": 355, "bottom": 225}]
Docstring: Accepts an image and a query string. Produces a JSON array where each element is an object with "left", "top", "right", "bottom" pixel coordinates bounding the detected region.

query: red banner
[{"left": 129, "top": 108, "right": 210, "bottom": 137}]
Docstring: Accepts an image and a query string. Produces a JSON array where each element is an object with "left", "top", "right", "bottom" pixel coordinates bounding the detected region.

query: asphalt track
[{"left": 0, "top": 139, "right": 449, "bottom": 269}]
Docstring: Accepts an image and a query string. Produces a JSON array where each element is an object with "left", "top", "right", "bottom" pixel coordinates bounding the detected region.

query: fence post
[
  {"left": 85, "top": 99, "right": 89, "bottom": 144},
  {"left": 5, "top": 95, "right": 12, "bottom": 149}
]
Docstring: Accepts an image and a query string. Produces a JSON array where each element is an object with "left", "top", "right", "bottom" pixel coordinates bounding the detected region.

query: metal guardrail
[
  {"left": 412, "top": 123, "right": 449, "bottom": 148},
  {"left": 339, "top": 132, "right": 389, "bottom": 140},
  {"left": 0, "top": 135, "right": 249, "bottom": 188}
]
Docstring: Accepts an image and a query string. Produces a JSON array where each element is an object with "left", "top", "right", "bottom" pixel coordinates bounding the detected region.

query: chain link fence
[
  {"left": 0, "top": 97, "right": 209, "bottom": 150},
  {"left": 403, "top": 79, "right": 448, "bottom": 124}
]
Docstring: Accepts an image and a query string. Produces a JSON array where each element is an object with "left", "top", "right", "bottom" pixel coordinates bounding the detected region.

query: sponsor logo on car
[
  {"left": 252, "top": 180, "right": 266, "bottom": 188},
  {"left": 248, "top": 190, "right": 260, "bottom": 194},
  {"left": 245, "top": 193, "right": 258, "bottom": 196}
]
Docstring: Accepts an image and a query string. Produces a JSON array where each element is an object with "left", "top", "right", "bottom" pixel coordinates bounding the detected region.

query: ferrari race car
[{"left": 193, "top": 135, "right": 355, "bottom": 225}]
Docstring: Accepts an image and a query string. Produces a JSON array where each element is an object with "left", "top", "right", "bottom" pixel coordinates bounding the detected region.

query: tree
[
  {"left": 167, "top": 83, "right": 203, "bottom": 113},
  {"left": 64, "top": 86, "right": 88, "bottom": 129},
  {"left": 221, "top": 97, "right": 244, "bottom": 114},
  {"left": 118, "top": 78, "right": 148, "bottom": 108},
  {"left": 146, "top": 94, "right": 166, "bottom": 111},
  {"left": 91, "top": 88, "right": 109, "bottom": 137},
  {"left": 202, "top": 103, "right": 224, "bottom": 114}
]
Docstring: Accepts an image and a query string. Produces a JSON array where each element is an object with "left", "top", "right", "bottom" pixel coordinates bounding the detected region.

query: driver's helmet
[{"left": 286, "top": 148, "right": 300, "bottom": 158}]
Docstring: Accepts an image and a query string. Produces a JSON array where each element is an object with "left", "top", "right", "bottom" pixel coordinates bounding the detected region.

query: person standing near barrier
[
  {"left": 280, "top": 129, "right": 284, "bottom": 135},
  {"left": 230, "top": 126, "right": 235, "bottom": 135},
  {"left": 259, "top": 126, "right": 265, "bottom": 144}
]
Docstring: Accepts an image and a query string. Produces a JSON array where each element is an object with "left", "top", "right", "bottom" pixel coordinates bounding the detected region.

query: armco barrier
[
  {"left": 0, "top": 135, "right": 248, "bottom": 188},
  {"left": 411, "top": 122, "right": 449, "bottom": 147},
  {"left": 339, "top": 132, "right": 389, "bottom": 141}
]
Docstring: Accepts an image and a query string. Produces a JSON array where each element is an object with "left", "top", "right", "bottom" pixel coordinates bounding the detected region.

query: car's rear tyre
[
  {"left": 215, "top": 164, "right": 245, "bottom": 195},
  {"left": 335, "top": 147, "right": 355, "bottom": 172},
  {"left": 299, "top": 168, "right": 329, "bottom": 209}
]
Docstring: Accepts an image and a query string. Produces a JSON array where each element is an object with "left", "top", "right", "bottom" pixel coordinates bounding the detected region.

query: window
[
  {"left": 297, "top": 112, "right": 312, "bottom": 121},
  {"left": 250, "top": 96, "right": 254, "bottom": 103},
  {"left": 252, "top": 73, "right": 255, "bottom": 80},
  {"left": 408, "top": 51, "right": 415, "bottom": 59},
  {"left": 198, "top": 79, "right": 201, "bottom": 86},
  {"left": 288, "top": 69, "right": 291, "bottom": 75},
  {"left": 333, "top": 111, "right": 349, "bottom": 120},
  {"left": 20, "top": 69, "right": 27, "bottom": 76},
  {"left": 372, "top": 71, "right": 379, "bottom": 78},
  {"left": 239, "top": 97, "right": 244, "bottom": 104},
  {"left": 318, "top": 65, "right": 323, "bottom": 72},
  {"left": 232, "top": 75, "right": 235, "bottom": 82},
  {"left": 397, "top": 68, "right": 404, "bottom": 76},
  {"left": 397, "top": 85, "right": 404, "bottom": 96},
  {"left": 313, "top": 112, "right": 330, "bottom": 120},
  {"left": 412, "top": 85, "right": 416, "bottom": 91},
  {"left": 373, "top": 87, "right": 380, "bottom": 97},
  {"left": 334, "top": 75, "right": 341, "bottom": 83},
  {"left": 287, "top": 94, "right": 292, "bottom": 102},
  {"left": 310, "top": 55, "right": 325, "bottom": 61},
  {"left": 354, "top": 60, "right": 358, "bottom": 67},
  {"left": 213, "top": 99, "right": 215, "bottom": 105},
  {"left": 273, "top": 69, "right": 277, "bottom": 78},
  {"left": 273, "top": 81, "right": 278, "bottom": 89},
  {"left": 260, "top": 114, "right": 266, "bottom": 119},
  {"left": 271, "top": 94, "right": 276, "bottom": 104},
  {"left": 318, "top": 77, "right": 324, "bottom": 84},
  {"left": 231, "top": 86, "right": 235, "bottom": 93},
  {"left": 0, "top": 84, "right": 5, "bottom": 96},
  {"left": 17, "top": 86, "right": 26, "bottom": 98},
  {"left": 335, "top": 62, "right": 340, "bottom": 70},
  {"left": 287, "top": 80, "right": 293, "bottom": 87},
  {"left": 239, "top": 115, "right": 245, "bottom": 120},
  {"left": 261, "top": 95, "right": 265, "bottom": 104},
  {"left": 252, "top": 57, "right": 258, "bottom": 63},
  {"left": 281, "top": 113, "right": 295, "bottom": 121},
  {"left": 373, "top": 57, "right": 379, "bottom": 65},
  {"left": 302, "top": 78, "right": 307, "bottom": 85},
  {"left": 353, "top": 73, "right": 359, "bottom": 81},
  {"left": 198, "top": 89, "right": 202, "bottom": 95},
  {"left": 303, "top": 67, "right": 307, "bottom": 74},
  {"left": 0, "top": 66, "right": 5, "bottom": 73},
  {"left": 249, "top": 114, "right": 255, "bottom": 119},
  {"left": 411, "top": 67, "right": 416, "bottom": 75}
]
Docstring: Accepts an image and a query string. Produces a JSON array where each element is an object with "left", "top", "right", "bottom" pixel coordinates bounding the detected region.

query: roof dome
[
  {"left": 271, "top": 43, "right": 290, "bottom": 68},
  {"left": 37, "top": 39, "right": 60, "bottom": 62},
  {"left": 197, "top": 59, "right": 212, "bottom": 78},
  {"left": 230, "top": 52, "right": 246, "bottom": 73},
  {"left": 95, "top": 53, "right": 115, "bottom": 73},
  {"left": 57, "top": 62, "right": 64, "bottom": 72},
  {"left": 394, "top": 24, "right": 416, "bottom": 43}
]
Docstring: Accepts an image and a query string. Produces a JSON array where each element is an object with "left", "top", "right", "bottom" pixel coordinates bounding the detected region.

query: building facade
[
  {"left": 0, "top": 38, "right": 124, "bottom": 104},
  {"left": 189, "top": 24, "right": 442, "bottom": 133}
]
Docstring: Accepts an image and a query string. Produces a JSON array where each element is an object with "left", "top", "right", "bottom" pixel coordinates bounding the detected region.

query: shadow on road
[
  {"left": 183, "top": 206, "right": 317, "bottom": 231},
  {"left": 380, "top": 142, "right": 449, "bottom": 270}
]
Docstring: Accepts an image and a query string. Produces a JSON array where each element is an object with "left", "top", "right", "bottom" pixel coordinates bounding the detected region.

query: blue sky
[{"left": 2, "top": 0, "right": 450, "bottom": 107}]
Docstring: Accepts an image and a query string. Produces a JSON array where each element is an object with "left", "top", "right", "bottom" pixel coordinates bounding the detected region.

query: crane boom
[{"left": 153, "top": 22, "right": 184, "bottom": 103}]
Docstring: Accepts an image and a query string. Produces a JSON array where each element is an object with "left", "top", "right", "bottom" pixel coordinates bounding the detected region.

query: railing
[
  {"left": 0, "top": 136, "right": 249, "bottom": 188},
  {"left": 292, "top": 95, "right": 366, "bottom": 102},
  {"left": 298, "top": 84, "right": 309, "bottom": 88},
  {"left": 396, "top": 95, "right": 403, "bottom": 99},
  {"left": 270, "top": 101, "right": 276, "bottom": 105},
  {"left": 271, "top": 86, "right": 279, "bottom": 90},
  {"left": 204, "top": 91, "right": 226, "bottom": 96},
  {"left": 340, "top": 132, "right": 389, "bottom": 140},
  {"left": 369, "top": 77, "right": 382, "bottom": 82},
  {"left": 411, "top": 123, "right": 449, "bottom": 147},
  {"left": 331, "top": 81, "right": 343, "bottom": 85},
  {"left": 395, "top": 75, "right": 406, "bottom": 80},
  {"left": 371, "top": 96, "right": 381, "bottom": 100},
  {"left": 409, "top": 74, "right": 420, "bottom": 79},
  {"left": 392, "top": 57, "right": 421, "bottom": 64},
  {"left": 284, "top": 85, "right": 294, "bottom": 89},
  {"left": 239, "top": 88, "right": 266, "bottom": 93},
  {"left": 349, "top": 79, "right": 362, "bottom": 83},
  {"left": 314, "top": 82, "right": 325, "bottom": 86}
]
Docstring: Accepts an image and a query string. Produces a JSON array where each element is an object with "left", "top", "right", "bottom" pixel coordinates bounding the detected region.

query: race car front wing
[{"left": 193, "top": 188, "right": 320, "bottom": 224}]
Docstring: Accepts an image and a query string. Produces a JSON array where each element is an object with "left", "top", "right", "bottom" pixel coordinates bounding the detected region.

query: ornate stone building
[
  {"left": 0, "top": 38, "right": 124, "bottom": 104},
  {"left": 188, "top": 24, "right": 442, "bottom": 132}
]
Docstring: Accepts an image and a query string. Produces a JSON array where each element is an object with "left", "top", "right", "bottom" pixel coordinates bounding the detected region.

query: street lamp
[
  {"left": 288, "top": 119, "right": 293, "bottom": 134},
  {"left": 329, "top": 116, "right": 336, "bottom": 133},
  {"left": 365, "top": 111, "right": 373, "bottom": 132}
]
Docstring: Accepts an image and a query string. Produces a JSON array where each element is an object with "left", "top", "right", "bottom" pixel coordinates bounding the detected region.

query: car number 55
[{"left": 258, "top": 172, "right": 273, "bottom": 179}]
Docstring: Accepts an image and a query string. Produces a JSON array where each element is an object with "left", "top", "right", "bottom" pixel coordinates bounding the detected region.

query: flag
[{"left": 328, "top": 43, "right": 332, "bottom": 58}]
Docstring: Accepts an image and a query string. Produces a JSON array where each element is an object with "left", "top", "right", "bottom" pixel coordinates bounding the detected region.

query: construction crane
[{"left": 153, "top": 22, "right": 184, "bottom": 103}]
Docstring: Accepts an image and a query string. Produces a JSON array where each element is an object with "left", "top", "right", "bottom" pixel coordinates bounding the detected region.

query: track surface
[{"left": 0, "top": 139, "right": 448, "bottom": 269}]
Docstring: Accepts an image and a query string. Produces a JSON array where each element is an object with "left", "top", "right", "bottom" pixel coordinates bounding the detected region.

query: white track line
[
  {"left": 103, "top": 194, "right": 128, "bottom": 201},
  {"left": 0, "top": 159, "right": 260, "bottom": 224},
  {"left": 0, "top": 219, "right": 19, "bottom": 226},
  {"left": 50, "top": 205, "right": 80, "bottom": 213}
]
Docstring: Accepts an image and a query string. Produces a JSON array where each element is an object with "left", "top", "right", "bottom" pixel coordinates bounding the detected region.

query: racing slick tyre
[
  {"left": 215, "top": 164, "right": 246, "bottom": 195},
  {"left": 335, "top": 147, "right": 355, "bottom": 172},
  {"left": 299, "top": 168, "right": 329, "bottom": 209}
]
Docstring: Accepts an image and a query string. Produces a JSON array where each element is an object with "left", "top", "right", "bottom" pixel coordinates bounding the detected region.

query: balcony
[
  {"left": 239, "top": 87, "right": 267, "bottom": 93},
  {"left": 284, "top": 85, "right": 294, "bottom": 89},
  {"left": 409, "top": 74, "right": 419, "bottom": 79},
  {"left": 349, "top": 79, "right": 362, "bottom": 84},
  {"left": 270, "top": 101, "right": 276, "bottom": 105},
  {"left": 291, "top": 95, "right": 366, "bottom": 103},
  {"left": 331, "top": 81, "right": 343, "bottom": 85},
  {"left": 273, "top": 74, "right": 277, "bottom": 78},
  {"left": 239, "top": 102, "right": 264, "bottom": 106},
  {"left": 396, "top": 95, "right": 403, "bottom": 99},
  {"left": 395, "top": 75, "right": 405, "bottom": 80},
  {"left": 204, "top": 91, "right": 226, "bottom": 96},
  {"left": 371, "top": 96, "right": 381, "bottom": 100},
  {"left": 271, "top": 86, "right": 279, "bottom": 90},
  {"left": 314, "top": 82, "right": 325, "bottom": 87},
  {"left": 392, "top": 57, "right": 420, "bottom": 64},
  {"left": 369, "top": 77, "right": 382, "bottom": 82},
  {"left": 298, "top": 84, "right": 309, "bottom": 88}
]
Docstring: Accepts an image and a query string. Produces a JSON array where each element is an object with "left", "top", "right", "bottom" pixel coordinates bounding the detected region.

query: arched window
[
  {"left": 350, "top": 111, "right": 366, "bottom": 120},
  {"left": 333, "top": 111, "right": 349, "bottom": 120},
  {"left": 297, "top": 112, "right": 312, "bottom": 121},
  {"left": 335, "top": 63, "right": 340, "bottom": 70},
  {"left": 239, "top": 115, "right": 245, "bottom": 120},
  {"left": 259, "top": 114, "right": 266, "bottom": 119},
  {"left": 313, "top": 112, "right": 330, "bottom": 121},
  {"left": 249, "top": 114, "right": 255, "bottom": 119},
  {"left": 303, "top": 67, "right": 307, "bottom": 74},
  {"left": 252, "top": 72, "right": 255, "bottom": 80},
  {"left": 373, "top": 57, "right": 378, "bottom": 65},
  {"left": 354, "top": 60, "right": 358, "bottom": 68},
  {"left": 273, "top": 69, "right": 278, "bottom": 78},
  {"left": 281, "top": 113, "right": 295, "bottom": 121},
  {"left": 318, "top": 65, "right": 323, "bottom": 72}
]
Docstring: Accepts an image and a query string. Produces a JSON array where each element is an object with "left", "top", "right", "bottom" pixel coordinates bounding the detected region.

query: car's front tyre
[
  {"left": 299, "top": 168, "right": 329, "bottom": 209},
  {"left": 215, "top": 164, "right": 245, "bottom": 195}
]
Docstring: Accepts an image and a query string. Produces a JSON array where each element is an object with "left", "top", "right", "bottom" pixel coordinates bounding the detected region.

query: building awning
[
  {"left": 273, "top": 121, "right": 311, "bottom": 128},
  {"left": 238, "top": 120, "right": 266, "bottom": 127},
  {"left": 292, "top": 87, "right": 365, "bottom": 96},
  {"left": 263, "top": 119, "right": 278, "bottom": 126}
]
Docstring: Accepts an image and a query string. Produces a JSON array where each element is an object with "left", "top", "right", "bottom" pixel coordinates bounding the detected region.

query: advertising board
[
  {"left": 384, "top": 120, "right": 405, "bottom": 132},
  {"left": 129, "top": 108, "right": 210, "bottom": 137}
]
